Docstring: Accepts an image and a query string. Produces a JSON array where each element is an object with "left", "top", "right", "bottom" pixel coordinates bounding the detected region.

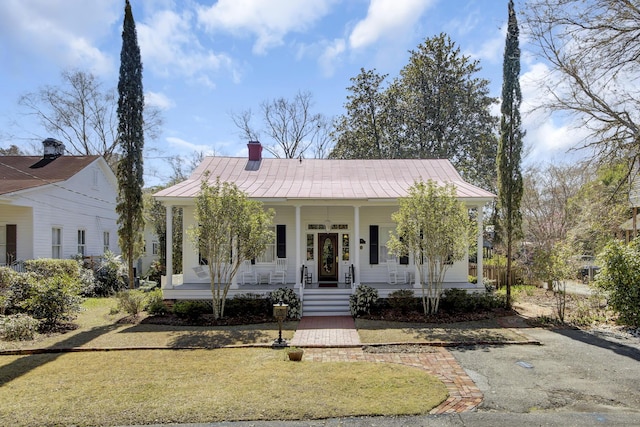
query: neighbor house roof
[
  {"left": 155, "top": 157, "right": 495, "bottom": 202},
  {"left": 0, "top": 155, "right": 100, "bottom": 195}
]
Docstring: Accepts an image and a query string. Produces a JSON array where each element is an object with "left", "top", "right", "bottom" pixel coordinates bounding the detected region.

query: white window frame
[
  {"left": 379, "top": 226, "right": 395, "bottom": 263},
  {"left": 256, "top": 226, "right": 276, "bottom": 264},
  {"left": 103, "top": 231, "right": 110, "bottom": 253},
  {"left": 77, "top": 229, "right": 86, "bottom": 256},
  {"left": 52, "top": 227, "right": 62, "bottom": 259}
]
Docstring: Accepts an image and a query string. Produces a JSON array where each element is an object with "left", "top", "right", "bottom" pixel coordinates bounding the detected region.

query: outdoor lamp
[{"left": 272, "top": 300, "right": 289, "bottom": 348}]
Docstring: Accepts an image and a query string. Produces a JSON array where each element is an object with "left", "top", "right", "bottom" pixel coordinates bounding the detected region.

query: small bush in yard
[
  {"left": 387, "top": 289, "right": 420, "bottom": 312},
  {"left": 268, "top": 288, "right": 301, "bottom": 319},
  {"left": 173, "top": 300, "right": 210, "bottom": 320},
  {"left": 116, "top": 290, "right": 147, "bottom": 317},
  {"left": 93, "top": 251, "right": 127, "bottom": 296},
  {"left": 144, "top": 288, "right": 168, "bottom": 315},
  {"left": 19, "top": 274, "right": 83, "bottom": 330},
  {"left": 225, "top": 293, "right": 270, "bottom": 317},
  {"left": 0, "top": 313, "right": 40, "bottom": 341},
  {"left": 440, "top": 289, "right": 506, "bottom": 313},
  {"left": 350, "top": 285, "right": 379, "bottom": 317}
]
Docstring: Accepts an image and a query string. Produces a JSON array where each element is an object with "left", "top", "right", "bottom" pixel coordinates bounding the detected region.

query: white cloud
[
  {"left": 197, "top": 0, "right": 336, "bottom": 55},
  {"left": 0, "top": 0, "right": 118, "bottom": 75},
  {"left": 138, "top": 8, "right": 235, "bottom": 88},
  {"left": 166, "top": 136, "right": 216, "bottom": 156},
  {"left": 145, "top": 91, "right": 174, "bottom": 110},
  {"left": 319, "top": 39, "right": 346, "bottom": 77},
  {"left": 348, "top": 0, "right": 434, "bottom": 50},
  {"left": 467, "top": 23, "right": 506, "bottom": 64}
]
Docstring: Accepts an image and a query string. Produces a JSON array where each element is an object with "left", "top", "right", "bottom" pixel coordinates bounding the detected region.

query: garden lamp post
[{"left": 272, "top": 300, "right": 288, "bottom": 348}]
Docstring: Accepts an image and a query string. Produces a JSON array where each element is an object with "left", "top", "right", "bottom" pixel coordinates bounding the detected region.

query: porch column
[
  {"left": 295, "top": 205, "right": 301, "bottom": 288},
  {"left": 476, "top": 205, "right": 483, "bottom": 289},
  {"left": 165, "top": 204, "right": 173, "bottom": 289},
  {"left": 354, "top": 205, "right": 360, "bottom": 286}
]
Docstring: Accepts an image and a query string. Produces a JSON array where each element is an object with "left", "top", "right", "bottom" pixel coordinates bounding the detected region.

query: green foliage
[
  {"left": 440, "top": 289, "right": 507, "bottom": 313},
  {"left": 225, "top": 294, "right": 271, "bottom": 318},
  {"left": 386, "top": 290, "right": 419, "bottom": 313},
  {"left": 172, "top": 300, "right": 210, "bottom": 321},
  {"left": 144, "top": 259, "right": 164, "bottom": 285},
  {"left": 19, "top": 274, "right": 83, "bottom": 329},
  {"left": 116, "top": 0, "right": 145, "bottom": 289},
  {"left": 116, "top": 290, "right": 147, "bottom": 317},
  {"left": 188, "top": 175, "right": 274, "bottom": 319},
  {"left": 595, "top": 239, "right": 640, "bottom": 327},
  {"left": 0, "top": 314, "right": 40, "bottom": 341},
  {"left": 268, "top": 288, "right": 301, "bottom": 319},
  {"left": 93, "top": 251, "right": 128, "bottom": 296},
  {"left": 389, "top": 180, "right": 472, "bottom": 314},
  {"left": 143, "top": 288, "right": 168, "bottom": 315},
  {"left": 350, "top": 285, "right": 379, "bottom": 317}
]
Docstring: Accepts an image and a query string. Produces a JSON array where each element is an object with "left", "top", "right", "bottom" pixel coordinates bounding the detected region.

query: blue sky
[{"left": 0, "top": 0, "right": 584, "bottom": 187}]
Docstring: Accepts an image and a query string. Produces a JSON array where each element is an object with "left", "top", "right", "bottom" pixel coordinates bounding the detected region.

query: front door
[{"left": 318, "top": 233, "right": 338, "bottom": 282}]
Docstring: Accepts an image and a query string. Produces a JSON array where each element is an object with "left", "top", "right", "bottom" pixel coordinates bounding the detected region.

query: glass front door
[{"left": 317, "top": 233, "right": 338, "bottom": 282}]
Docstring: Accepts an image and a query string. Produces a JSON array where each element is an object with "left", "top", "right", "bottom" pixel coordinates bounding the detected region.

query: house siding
[{"left": 0, "top": 205, "right": 33, "bottom": 263}]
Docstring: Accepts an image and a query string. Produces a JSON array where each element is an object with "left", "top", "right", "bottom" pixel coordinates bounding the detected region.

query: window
[
  {"left": 52, "top": 227, "right": 62, "bottom": 259},
  {"left": 103, "top": 231, "right": 110, "bottom": 253},
  {"left": 342, "top": 233, "right": 350, "bottom": 261},
  {"left": 379, "top": 226, "right": 394, "bottom": 262},
  {"left": 257, "top": 226, "right": 276, "bottom": 263},
  {"left": 152, "top": 241, "right": 159, "bottom": 255},
  {"left": 306, "top": 234, "right": 314, "bottom": 261},
  {"left": 0, "top": 226, "right": 5, "bottom": 265},
  {"left": 77, "top": 229, "right": 86, "bottom": 256}
]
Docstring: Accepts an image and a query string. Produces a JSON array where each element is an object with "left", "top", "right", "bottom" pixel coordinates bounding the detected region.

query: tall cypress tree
[
  {"left": 116, "top": 0, "right": 145, "bottom": 289},
  {"left": 497, "top": 0, "right": 524, "bottom": 306}
]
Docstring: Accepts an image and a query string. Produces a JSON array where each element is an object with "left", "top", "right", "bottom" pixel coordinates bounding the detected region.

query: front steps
[{"left": 302, "top": 288, "right": 352, "bottom": 316}]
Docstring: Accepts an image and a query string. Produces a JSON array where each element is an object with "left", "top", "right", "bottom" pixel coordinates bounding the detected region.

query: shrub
[
  {"left": 268, "top": 288, "right": 301, "bottom": 319},
  {"left": 19, "top": 274, "right": 83, "bottom": 329},
  {"left": 387, "top": 289, "right": 419, "bottom": 312},
  {"left": 350, "top": 285, "right": 379, "bottom": 317},
  {"left": 145, "top": 260, "right": 164, "bottom": 284},
  {"left": 595, "top": 238, "right": 640, "bottom": 327},
  {"left": 144, "top": 288, "right": 168, "bottom": 315},
  {"left": 93, "top": 251, "right": 127, "bottom": 296},
  {"left": 0, "top": 314, "right": 40, "bottom": 341},
  {"left": 173, "top": 300, "right": 210, "bottom": 321},
  {"left": 116, "top": 290, "right": 147, "bottom": 317},
  {"left": 225, "top": 294, "right": 270, "bottom": 317},
  {"left": 440, "top": 289, "right": 507, "bottom": 313}
]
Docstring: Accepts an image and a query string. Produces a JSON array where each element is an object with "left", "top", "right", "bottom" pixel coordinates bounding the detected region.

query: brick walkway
[{"left": 289, "top": 316, "right": 483, "bottom": 414}]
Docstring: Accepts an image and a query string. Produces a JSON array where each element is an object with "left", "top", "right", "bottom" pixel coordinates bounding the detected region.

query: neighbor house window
[
  {"left": 103, "top": 231, "right": 110, "bottom": 253},
  {"left": 77, "top": 229, "right": 86, "bottom": 256},
  {"left": 152, "top": 241, "right": 159, "bottom": 255},
  {"left": 52, "top": 227, "right": 62, "bottom": 259}
]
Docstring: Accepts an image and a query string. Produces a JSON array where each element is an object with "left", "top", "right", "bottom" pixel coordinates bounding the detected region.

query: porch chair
[
  {"left": 270, "top": 258, "right": 287, "bottom": 284},
  {"left": 240, "top": 260, "right": 258, "bottom": 285},
  {"left": 193, "top": 265, "right": 209, "bottom": 280},
  {"left": 387, "top": 258, "right": 405, "bottom": 285}
]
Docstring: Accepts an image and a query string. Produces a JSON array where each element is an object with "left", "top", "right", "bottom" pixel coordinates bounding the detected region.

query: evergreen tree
[
  {"left": 496, "top": 0, "right": 524, "bottom": 306},
  {"left": 116, "top": 0, "right": 145, "bottom": 289}
]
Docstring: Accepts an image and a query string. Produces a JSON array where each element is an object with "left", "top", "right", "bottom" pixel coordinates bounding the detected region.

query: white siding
[{"left": 0, "top": 205, "right": 33, "bottom": 262}]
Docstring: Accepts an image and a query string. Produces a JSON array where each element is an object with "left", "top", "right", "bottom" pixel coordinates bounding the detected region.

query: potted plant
[{"left": 286, "top": 346, "right": 304, "bottom": 361}]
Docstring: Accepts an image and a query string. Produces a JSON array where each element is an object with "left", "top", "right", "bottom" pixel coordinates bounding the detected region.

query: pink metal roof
[{"left": 154, "top": 157, "right": 495, "bottom": 201}]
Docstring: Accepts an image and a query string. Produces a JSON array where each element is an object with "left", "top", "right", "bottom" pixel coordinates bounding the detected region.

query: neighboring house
[
  {"left": 0, "top": 138, "right": 119, "bottom": 266},
  {"left": 154, "top": 141, "right": 495, "bottom": 315},
  {"left": 139, "top": 221, "right": 160, "bottom": 277}
]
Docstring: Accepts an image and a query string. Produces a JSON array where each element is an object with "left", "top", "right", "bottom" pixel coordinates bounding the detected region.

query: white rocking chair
[
  {"left": 270, "top": 258, "right": 287, "bottom": 284},
  {"left": 387, "top": 258, "right": 406, "bottom": 285},
  {"left": 241, "top": 260, "right": 258, "bottom": 284}
]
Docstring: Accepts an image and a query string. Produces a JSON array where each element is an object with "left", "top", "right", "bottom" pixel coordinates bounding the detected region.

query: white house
[
  {"left": 0, "top": 138, "right": 120, "bottom": 266},
  {"left": 154, "top": 141, "right": 495, "bottom": 316}
]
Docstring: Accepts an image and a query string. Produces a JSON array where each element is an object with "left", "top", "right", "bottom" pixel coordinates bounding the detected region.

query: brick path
[{"left": 289, "top": 316, "right": 483, "bottom": 414}]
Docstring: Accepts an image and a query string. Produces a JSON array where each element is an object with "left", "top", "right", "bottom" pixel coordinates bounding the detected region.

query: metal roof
[{"left": 155, "top": 157, "right": 495, "bottom": 202}]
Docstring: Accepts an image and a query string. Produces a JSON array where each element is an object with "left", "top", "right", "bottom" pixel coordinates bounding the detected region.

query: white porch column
[
  {"left": 295, "top": 205, "right": 301, "bottom": 288},
  {"left": 354, "top": 205, "right": 360, "bottom": 286},
  {"left": 165, "top": 204, "right": 173, "bottom": 289},
  {"left": 476, "top": 205, "right": 483, "bottom": 289}
]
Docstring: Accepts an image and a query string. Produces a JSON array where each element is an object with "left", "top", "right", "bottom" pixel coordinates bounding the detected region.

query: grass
[
  {"left": 0, "top": 348, "right": 448, "bottom": 426},
  {"left": 356, "top": 318, "right": 531, "bottom": 344}
]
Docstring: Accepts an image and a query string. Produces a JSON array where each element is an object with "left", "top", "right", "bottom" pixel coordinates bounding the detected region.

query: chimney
[
  {"left": 42, "top": 138, "right": 65, "bottom": 159},
  {"left": 247, "top": 140, "right": 262, "bottom": 161}
]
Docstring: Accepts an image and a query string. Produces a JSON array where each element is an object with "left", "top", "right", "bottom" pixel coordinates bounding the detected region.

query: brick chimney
[
  {"left": 247, "top": 140, "right": 262, "bottom": 161},
  {"left": 42, "top": 138, "right": 65, "bottom": 159}
]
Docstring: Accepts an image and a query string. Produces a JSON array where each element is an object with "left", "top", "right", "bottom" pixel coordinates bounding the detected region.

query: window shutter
[
  {"left": 277, "top": 225, "right": 286, "bottom": 258},
  {"left": 369, "top": 225, "right": 379, "bottom": 264},
  {"left": 399, "top": 236, "right": 408, "bottom": 265}
]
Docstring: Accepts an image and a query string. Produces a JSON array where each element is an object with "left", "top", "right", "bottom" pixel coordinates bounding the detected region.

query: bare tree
[
  {"left": 524, "top": 0, "right": 640, "bottom": 186},
  {"left": 18, "top": 69, "right": 162, "bottom": 167},
  {"left": 232, "top": 90, "right": 328, "bottom": 159}
]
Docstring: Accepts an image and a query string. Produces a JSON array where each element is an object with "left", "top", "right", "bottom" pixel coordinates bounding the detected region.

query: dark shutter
[
  {"left": 399, "top": 236, "right": 408, "bottom": 265},
  {"left": 369, "top": 225, "right": 379, "bottom": 264},
  {"left": 277, "top": 225, "right": 286, "bottom": 258}
]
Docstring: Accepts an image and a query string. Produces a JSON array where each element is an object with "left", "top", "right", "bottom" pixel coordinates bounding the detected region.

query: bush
[
  {"left": 145, "top": 260, "right": 164, "bottom": 284},
  {"left": 0, "top": 314, "right": 40, "bottom": 341},
  {"left": 24, "top": 258, "right": 96, "bottom": 297},
  {"left": 93, "top": 251, "right": 127, "bottom": 296},
  {"left": 268, "top": 288, "right": 301, "bottom": 319},
  {"left": 225, "top": 294, "right": 270, "bottom": 317},
  {"left": 116, "top": 290, "right": 147, "bottom": 317},
  {"left": 19, "top": 274, "right": 83, "bottom": 329},
  {"left": 440, "top": 289, "right": 507, "bottom": 313},
  {"left": 144, "top": 288, "right": 168, "bottom": 315},
  {"left": 173, "top": 300, "right": 210, "bottom": 320},
  {"left": 350, "top": 285, "right": 379, "bottom": 317},
  {"left": 386, "top": 289, "right": 420, "bottom": 312},
  {"left": 595, "top": 239, "right": 640, "bottom": 327}
]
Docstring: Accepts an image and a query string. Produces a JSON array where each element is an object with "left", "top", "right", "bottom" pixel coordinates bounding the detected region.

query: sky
[{"left": 0, "top": 0, "right": 587, "bottom": 187}]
